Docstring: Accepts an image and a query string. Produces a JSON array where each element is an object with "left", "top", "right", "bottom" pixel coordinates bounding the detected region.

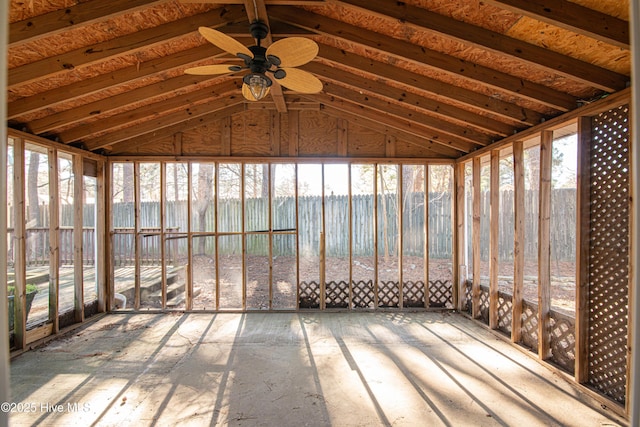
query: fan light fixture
[
  {"left": 184, "top": 20, "right": 323, "bottom": 101},
  {"left": 244, "top": 74, "right": 271, "bottom": 101}
]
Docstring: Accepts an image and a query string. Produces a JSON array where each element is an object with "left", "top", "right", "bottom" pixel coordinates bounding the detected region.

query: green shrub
[{"left": 7, "top": 284, "right": 38, "bottom": 296}]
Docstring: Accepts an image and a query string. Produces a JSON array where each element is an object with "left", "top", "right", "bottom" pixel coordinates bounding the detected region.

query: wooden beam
[
  {"left": 8, "top": 6, "right": 248, "bottom": 86},
  {"left": 8, "top": 44, "right": 237, "bottom": 119},
  {"left": 9, "top": 0, "right": 168, "bottom": 46},
  {"left": 269, "top": 6, "right": 577, "bottom": 111},
  {"left": 317, "top": 43, "right": 549, "bottom": 124},
  {"left": 336, "top": 0, "right": 628, "bottom": 91},
  {"left": 84, "top": 98, "right": 245, "bottom": 150},
  {"left": 180, "top": 0, "right": 325, "bottom": 4},
  {"left": 484, "top": 0, "right": 629, "bottom": 49},
  {"left": 243, "top": 0, "right": 288, "bottom": 112},
  {"left": 472, "top": 156, "right": 481, "bottom": 319},
  {"left": 489, "top": 149, "right": 500, "bottom": 329},
  {"left": 511, "top": 140, "right": 525, "bottom": 343},
  {"left": 30, "top": 76, "right": 241, "bottom": 135},
  {"left": 575, "top": 116, "right": 591, "bottom": 383},
  {"left": 455, "top": 88, "right": 630, "bottom": 163},
  {"left": 538, "top": 130, "right": 553, "bottom": 360},
  {"left": 304, "top": 61, "right": 515, "bottom": 137},
  {"left": 97, "top": 104, "right": 245, "bottom": 154}
]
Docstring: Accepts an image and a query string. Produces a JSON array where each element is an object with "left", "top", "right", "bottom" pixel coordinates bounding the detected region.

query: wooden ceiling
[{"left": 7, "top": 0, "right": 630, "bottom": 158}]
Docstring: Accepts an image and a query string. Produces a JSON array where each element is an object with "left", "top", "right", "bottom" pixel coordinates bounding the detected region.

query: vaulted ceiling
[{"left": 7, "top": 0, "right": 630, "bottom": 158}]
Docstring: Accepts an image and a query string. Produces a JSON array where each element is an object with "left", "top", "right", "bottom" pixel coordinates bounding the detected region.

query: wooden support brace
[
  {"left": 538, "top": 130, "right": 553, "bottom": 360},
  {"left": 489, "top": 150, "right": 500, "bottom": 329},
  {"left": 512, "top": 141, "right": 525, "bottom": 343}
]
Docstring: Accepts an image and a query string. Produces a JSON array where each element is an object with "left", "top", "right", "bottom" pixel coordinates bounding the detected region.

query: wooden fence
[{"left": 8, "top": 190, "right": 576, "bottom": 266}]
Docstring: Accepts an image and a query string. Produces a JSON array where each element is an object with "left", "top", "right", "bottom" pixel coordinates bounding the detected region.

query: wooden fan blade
[
  {"left": 266, "top": 38, "right": 318, "bottom": 67},
  {"left": 184, "top": 64, "right": 237, "bottom": 75},
  {"left": 242, "top": 83, "right": 271, "bottom": 101},
  {"left": 276, "top": 68, "right": 323, "bottom": 94},
  {"left": 198, "top": 26, "right": 253, "bottom": 58}
]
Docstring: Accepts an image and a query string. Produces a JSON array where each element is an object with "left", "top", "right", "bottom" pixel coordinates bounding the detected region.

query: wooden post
[
  {"left": 48, "top": 148, "right": 60, "bottom": 333},
  {"left": 13, "top": 137, "right": 26, "bottom": 350},
  {"left": 455, "top": 162, "right": 466, "bottom": 311},
  {"left": 373, "top": 163, "right": 379, "bottom": 308},
  {"left": 629, "top": 1, "right": 640, "bottom": 420},
  {"left": 134, "top": 162, "right": 141, "bottom": 310},
  {"left": 160, "top": 163, "right": 167, "bottom": 309},
  {"left": 398, "top": 165, "right": 404, "bottom": 309},
  {"left": 538, "top": 130, "right": 553, "bottom": 360},
  {"left": 472, "top": 157, "right": 481, "bottom": 318},
  {"left": 241, "top": 164, "right": 246, "bottom": 310},
  {"left": 186, "top": 162, "right": 193, "bottom": 311},
  {"left": 320, "top": 164, "right": 326, "bottom": 310},
  {"left": 575, "top": 116, "right": 592, "bottom": 382},
  {"left": 320, "top": 232, "right": 326, "bottom": 310},
  {"left": 268, "top": 164, "right": 273, "bottom": 310},
  {"left": 73, "top": 155, "right": 84, "bottom": 322},
  {"left": 489, "top": 150, "right": 500, "bottom": 329},
  {"left": 425, "top": 164, "right": 430, "bottom": 308},
  {"left": 214, "top": 164, "right": 220, "bottom": 310},
  {"left": 512, "top": 141, "right": 525, "bottom": 343},
  {"left": 96, "top": 160, "right": 107, "bottom": 313},
  {"left": 348, "top": 164, "right": 353, "bottom": 308},
  {"left": 295, "top": 164, "right": 300, "bottom": 309},
  {"left": 1, "top": 14, "right": 9, "bottom": 422}
]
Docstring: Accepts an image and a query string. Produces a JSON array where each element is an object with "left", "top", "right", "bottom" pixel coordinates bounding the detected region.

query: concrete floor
[{"left": 8, "top": 312, "right": 626, "bottom": 427}]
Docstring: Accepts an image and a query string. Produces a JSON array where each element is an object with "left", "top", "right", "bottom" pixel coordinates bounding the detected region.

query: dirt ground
[{"left": 185, "top": 255, "right": 454, "bottom": 310}]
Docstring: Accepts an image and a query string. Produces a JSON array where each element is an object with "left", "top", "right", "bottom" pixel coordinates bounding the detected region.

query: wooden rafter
[
  {"left": 268, "top": 7, "right": 578, "bottom": 111},
  {"left": 484, "top": 0, "right": 629, "bottom": 49},
  {"left": 335, "top": 0, "right": 628, "bottom": 91},
  {"left": 57, "top": 80, "right": 243, "bottom": 143},
  {"left": 305, "top": 90, "right": 480, "bottom": 153},
  {"left": 6, "top": 0, "right": 629, "bottom": 159},
  {"left": 316, "top": 43, "right": 547, "bottom": 126},
  {"left": 9, "top": 0, "right": 170, "bottom": 46},
  {"left": 304, "top": 61, "right": 514, "bottom": 137},
  {"left": 8, "top": 6, "right": 248, "bottom": 87},
  {"left": 84, "top": 97, "right": 246, "bottom": 150}
]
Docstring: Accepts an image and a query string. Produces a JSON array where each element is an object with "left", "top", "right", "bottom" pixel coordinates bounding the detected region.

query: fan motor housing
[{"left": 250, "top": 20, "right": 269, "bottom": 42}]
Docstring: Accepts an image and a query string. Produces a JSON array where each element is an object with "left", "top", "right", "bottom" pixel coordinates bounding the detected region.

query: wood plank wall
[{"left": 106, "top": 109, "right": 447, "bottom": 160}]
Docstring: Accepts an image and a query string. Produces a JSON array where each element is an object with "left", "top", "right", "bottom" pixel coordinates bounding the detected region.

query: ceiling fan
[{"left": 185, "top": 20, "right": 323, "bottom": 101}]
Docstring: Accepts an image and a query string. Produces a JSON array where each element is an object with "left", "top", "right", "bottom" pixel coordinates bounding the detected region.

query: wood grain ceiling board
[{"left": 6, "top": 0, "right": 630, "bottom": 159}]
